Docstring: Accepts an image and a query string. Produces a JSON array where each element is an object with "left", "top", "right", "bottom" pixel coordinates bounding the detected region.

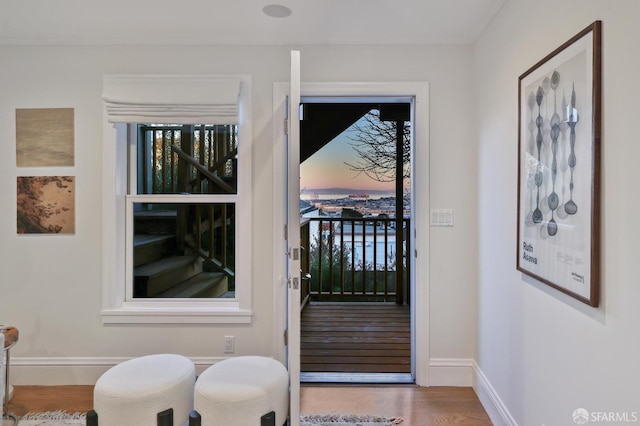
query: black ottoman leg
[
  {"left": 157, "top": 408, "right": 173, "bottom": 426},
  {"left": 261, "top": 411, "right": 276, "bottom": 426},
  {"left": 188, "top": 410, "right": 201, "bottom": 426},
  {"left": 86, "top": 409, "right": 98, "bottom": 426}
]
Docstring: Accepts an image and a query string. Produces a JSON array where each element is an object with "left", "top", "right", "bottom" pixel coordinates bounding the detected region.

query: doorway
[
  {"left": 271, "top": 80, "right": 431, "bottom": 412},
  {"left": 298, "top": 100, "right": 413, "bottom": 384}
]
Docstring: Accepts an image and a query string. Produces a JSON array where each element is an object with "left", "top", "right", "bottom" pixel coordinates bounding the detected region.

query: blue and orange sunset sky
[{"left": 300, "top": 132, "right": 396, "bottom": 193}]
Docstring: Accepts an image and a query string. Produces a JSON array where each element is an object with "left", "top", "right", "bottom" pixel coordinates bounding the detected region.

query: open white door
[{"left": 286, "top": 50, "right": 301, "bottom": 426}]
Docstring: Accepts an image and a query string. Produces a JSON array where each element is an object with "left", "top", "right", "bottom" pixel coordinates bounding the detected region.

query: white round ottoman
[
  {"left": 194, "top": 356, "right": 289, "bottom": 426},
  {"left": 93, "top": 354, "right": 195, "bottom": 426}
]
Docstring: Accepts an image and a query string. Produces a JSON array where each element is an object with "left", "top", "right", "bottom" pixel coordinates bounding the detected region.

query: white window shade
[{"left": 103, "top": 75, "right": 241, "bottom": 124}]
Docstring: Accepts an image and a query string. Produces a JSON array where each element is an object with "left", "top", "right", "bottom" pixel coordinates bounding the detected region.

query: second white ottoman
[
  {"left": 194, "top": 356, "right": 289, "bottom": 426},
  {"left": 93, "top": 353, "right": 195, "bottom": 426}
]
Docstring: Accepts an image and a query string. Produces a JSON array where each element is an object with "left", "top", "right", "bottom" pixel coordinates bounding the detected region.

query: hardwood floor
[
  {"left": 7, "top": 384, "right": 493, "bottom": 425},
  {"left": 302, "top": 385, "right": 493, "bottom": 425},
  {"left": 301, "top": 302, "right": 411, "bottom": 374},
  {"left": 7, "top": 385, "right": 94, "bottom": 417}
]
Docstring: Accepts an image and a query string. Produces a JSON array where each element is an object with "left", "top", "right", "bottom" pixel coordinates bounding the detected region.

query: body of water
[{"left": 300, "top": 192, "right": 395, "bottom": 201}]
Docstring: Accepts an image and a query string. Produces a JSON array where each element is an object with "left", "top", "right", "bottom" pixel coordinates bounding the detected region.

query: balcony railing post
[
  {"left": 317, "top": 219, "right": 323, "bottom": 297},
  {"left": 350, "top": 220, "right": 355, "bottom": 295},
  {"left": 384, "top": 220, "right": 389, "bottom": 296},
  {"left": 339, "top": 222, "right": 345, "bottom": 295},
  {"left": 300, "top": 219, "right": 311, "bottom": 305},
  {"left": 361, "top": 220, "right": 366, "bottom": 295},
  {"left": 372, "top": 220, "right": 378, "bottom": 296},
  {"left": 328, "top": 220, "right": 334, "bottom": 296}
]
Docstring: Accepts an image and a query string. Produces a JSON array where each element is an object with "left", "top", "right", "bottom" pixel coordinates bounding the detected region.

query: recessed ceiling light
[{"left": 263, "top": 4, "right": 292, "bottom": 18}]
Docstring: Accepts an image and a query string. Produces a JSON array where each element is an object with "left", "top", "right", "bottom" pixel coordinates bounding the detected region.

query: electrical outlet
[{"left": 224, "top": 336, "right": 235, "bottom": 353}]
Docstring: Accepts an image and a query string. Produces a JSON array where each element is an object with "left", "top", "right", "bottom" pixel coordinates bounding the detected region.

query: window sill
[{"left": 101, "top": 301, "right": 253, "bottom": 324}]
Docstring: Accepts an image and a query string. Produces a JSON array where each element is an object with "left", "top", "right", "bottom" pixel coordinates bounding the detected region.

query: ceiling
[{"left": 0, "top": 0, "right": 506, "bottom": 46}]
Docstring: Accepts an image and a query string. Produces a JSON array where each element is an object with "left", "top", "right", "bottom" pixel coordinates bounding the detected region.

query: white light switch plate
[{"left": 430, "top": 209, "right": 454, "bottom": 227}]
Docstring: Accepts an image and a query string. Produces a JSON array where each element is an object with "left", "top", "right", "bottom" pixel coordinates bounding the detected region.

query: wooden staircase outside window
[
  {"left": 131, "top": 124, "right": 237, "bottom": 299},
  {"left": 132, "top": 214, "right": 228, "bottom": 298}
]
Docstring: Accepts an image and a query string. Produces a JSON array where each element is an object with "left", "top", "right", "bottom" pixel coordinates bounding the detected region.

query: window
[
  {"left": 101, "top": 75, "right": 252, "bottom": 324},
  {"left": 129, "top": 124, "right": 237, "bottom": 299}
]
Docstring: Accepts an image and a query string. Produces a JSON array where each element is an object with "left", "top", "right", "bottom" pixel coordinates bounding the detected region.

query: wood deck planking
[{"left": 301, "top": 302, "right": 411, "bottom": 374}]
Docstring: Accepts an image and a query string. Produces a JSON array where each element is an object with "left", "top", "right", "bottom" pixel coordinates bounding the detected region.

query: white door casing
[{"left": 272, "top": 74, "right": 431, "bottom": 417}]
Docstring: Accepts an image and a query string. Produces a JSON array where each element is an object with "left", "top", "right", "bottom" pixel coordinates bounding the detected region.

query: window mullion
[{"left": 127, "top": 124, "right": 138, "bottom": 195}]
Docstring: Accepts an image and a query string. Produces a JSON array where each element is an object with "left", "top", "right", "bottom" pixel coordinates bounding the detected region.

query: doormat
[
  {"left": 300, "top": 414, "right": 403, "bottom": 425},
  {"left": 15, "top": 411, "right": 85, "bottom": 426},
  {"left": 16, "top": 411, "right": 403, "bottom": 426}
]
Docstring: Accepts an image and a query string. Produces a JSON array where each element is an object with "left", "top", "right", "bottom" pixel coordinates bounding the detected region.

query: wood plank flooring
[
  {"left": 7, "top": 385, "right": 94, "bottom": 417},
  {"left": 301, "top": 302, "right": 411, "bottom": 374},
  {"left": 8, "top": 385, "right": 493, "bottom": 425}
]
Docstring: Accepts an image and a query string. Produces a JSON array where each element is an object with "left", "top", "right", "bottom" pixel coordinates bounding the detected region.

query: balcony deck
[{"left": 301, "top": 302, "right": 411, "bottom": 374}]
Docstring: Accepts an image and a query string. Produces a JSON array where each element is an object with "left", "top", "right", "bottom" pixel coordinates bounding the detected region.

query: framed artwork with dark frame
[{"left": 517, "top": 21, "right": 602, "bottom": 306}]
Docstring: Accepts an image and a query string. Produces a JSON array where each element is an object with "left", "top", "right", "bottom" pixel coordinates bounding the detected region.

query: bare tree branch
[{"left": 345, "top": 110, "right": 410, "bottom": 183}]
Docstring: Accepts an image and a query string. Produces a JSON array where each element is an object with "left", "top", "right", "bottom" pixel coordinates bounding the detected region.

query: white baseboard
[
  {"left": 10, "top": 357, "right": 225, "bottom": 385},
  {"left": 472, "top": 360, "right": 518, "bottom": 426},
  {"left": 428, "top": 358, "right": 517, "bottom": 425},
  {"left": 428, "top": 358, "right": 474, "bottom": 386}
]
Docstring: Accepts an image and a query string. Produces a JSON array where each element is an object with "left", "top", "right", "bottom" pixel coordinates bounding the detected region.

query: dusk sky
[{"left": 300, "top": 123, "right": 396, "bottom": 194}]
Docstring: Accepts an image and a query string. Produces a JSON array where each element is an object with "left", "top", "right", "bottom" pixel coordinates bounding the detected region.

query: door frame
[{"left": 272, "top": 81, "right": 431, "bottom": 387}]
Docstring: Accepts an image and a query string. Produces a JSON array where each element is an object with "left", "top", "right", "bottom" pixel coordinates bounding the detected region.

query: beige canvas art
[
  {"left": 17, "top": 176, "right": 75, "bottom": 234},
  {"left": 16, "top": 108, "right": 75, "bottom": 167}
]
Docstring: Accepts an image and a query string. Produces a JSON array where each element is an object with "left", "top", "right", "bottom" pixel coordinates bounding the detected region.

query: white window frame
[{"left": 101, "top": 75, "right": 253, "bottom": 324}]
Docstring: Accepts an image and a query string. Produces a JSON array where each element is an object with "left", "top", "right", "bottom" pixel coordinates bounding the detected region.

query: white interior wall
[
  {"left": 0, "top": 44, "right": 477, "bottom": 385},
  {"left": 474, "top": 1, "right": 640, "bottom": 424}
]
